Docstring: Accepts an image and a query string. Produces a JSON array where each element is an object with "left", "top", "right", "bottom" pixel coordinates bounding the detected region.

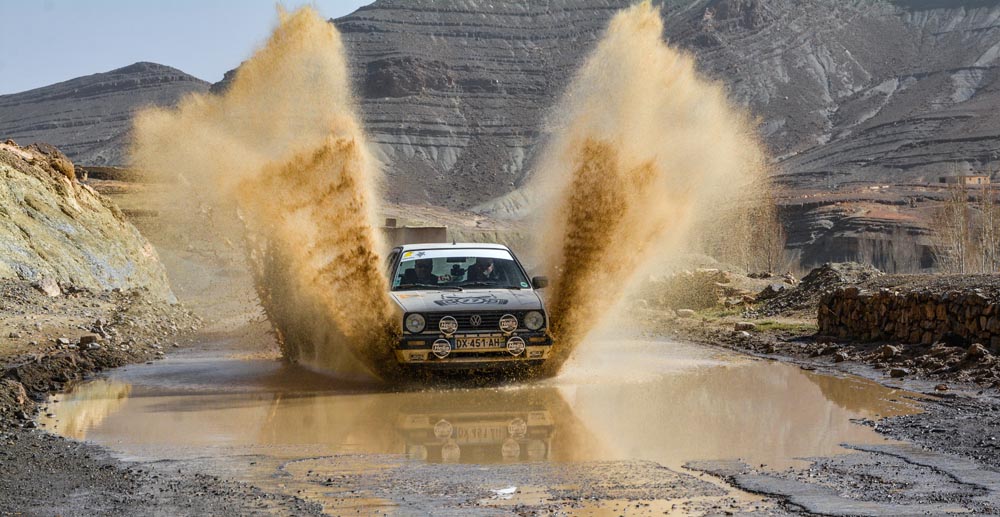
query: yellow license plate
[
  {"left": 455, "top": 336, "right": 504, "bottom": 349},
  {"left": 455, "top": 425, "right": 507, "bottom": 444}
]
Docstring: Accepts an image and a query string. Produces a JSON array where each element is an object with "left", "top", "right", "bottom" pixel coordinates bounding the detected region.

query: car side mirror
[{"left": 531, "top": 276, "right": 549, "bottom": 289}]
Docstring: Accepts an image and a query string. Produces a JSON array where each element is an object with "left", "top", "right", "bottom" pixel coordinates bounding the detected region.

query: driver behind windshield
[
  {"left": 466, "top": 257, "right": 495, "bottom": 282},
  {"left": 412, "top": 258, "right": 439, "bottom": 285}
]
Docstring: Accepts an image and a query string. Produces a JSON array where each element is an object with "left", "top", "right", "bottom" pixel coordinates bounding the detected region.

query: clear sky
[{"left": 0, "top": 0, "right": 373, "bottom": 95}]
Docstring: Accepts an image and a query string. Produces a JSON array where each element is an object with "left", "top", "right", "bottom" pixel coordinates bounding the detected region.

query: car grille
[{"left": 425, "top": 311, "right": 530, "bottom": 333}]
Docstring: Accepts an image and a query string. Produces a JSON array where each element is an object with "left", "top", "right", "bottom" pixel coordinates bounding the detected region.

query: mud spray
[
  {"left": 131, "top": 3, "right": 769, "bottom": 382},
  {"left": 534, "top": 1, "right": 770, "bottom": 376},
  {"left": 131, "top": 8, "right": 402, "bottom": 381}
]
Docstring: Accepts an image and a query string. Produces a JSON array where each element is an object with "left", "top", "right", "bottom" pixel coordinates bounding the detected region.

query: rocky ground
[
  {"left": 0, "top": 278, "right": 324, "bottom": 516},
  {"left": 0, "top": 430, "right": 323, "bottom": 516},
  {"left": 637, "top": 263, "right": 1000, "bottom": 514},
  {"left": 4, "top": 135, "right": 1000, "bottom": 513}
]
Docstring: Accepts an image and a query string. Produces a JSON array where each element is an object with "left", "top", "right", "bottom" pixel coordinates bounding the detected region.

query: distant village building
[
  {"left": 382, "top": 218, "right": 448, "bottom": 247},
  {"left": 939, "top": 174, "right": 991, "bottom": 186}
]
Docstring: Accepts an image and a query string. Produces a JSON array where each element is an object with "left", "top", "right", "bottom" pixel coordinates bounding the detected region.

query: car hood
[{"left": 390, "top": 289, "right": 544, "bottom": 313}]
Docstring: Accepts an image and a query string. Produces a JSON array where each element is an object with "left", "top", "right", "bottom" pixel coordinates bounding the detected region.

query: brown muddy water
[{"left": 39, "top": 339, "right": 920, "bottom": 515}]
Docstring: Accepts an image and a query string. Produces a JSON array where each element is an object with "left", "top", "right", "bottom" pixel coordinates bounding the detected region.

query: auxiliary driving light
[
  {"left": 501, "top": 438, "right": 521, "bottom": 460},
  {"left": 438, "top": 315, "right": 459, "bottom": 336},
  {"left": 405, "top": 313, "right": 426, "bottom": 334},
  {"left": 434, "top": 419, "right": 454, "bottom": 440},
  {"left": 506, "top": 336, "right": 526, "bottom": 356},
  {"left": 499, "top": 314, "right": 518, "bottom": 333},
  {"left": 524, "top": 311, "right": 545, "bottom": 330},
  {"left": 432, "top": 339, "right": 452, "bottom": 359}
]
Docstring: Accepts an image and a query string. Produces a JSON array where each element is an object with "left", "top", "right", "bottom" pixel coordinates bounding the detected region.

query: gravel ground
[
  {"left": 6, "top": 270, "right": 1000, "bottom": 515},
  {"left": 639, "top": 269, "right": 1000, "bottom": 515},
  {"left": 0, "top": 279, "right": 321, "bottom": 516},
  {"left": 0, "top": 427, "right": 324, "bottom": 517}
]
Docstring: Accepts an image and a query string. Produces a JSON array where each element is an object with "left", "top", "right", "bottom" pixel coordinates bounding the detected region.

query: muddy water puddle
[{"left": 40, "top": 339, "right": 920, "bottom": 514}]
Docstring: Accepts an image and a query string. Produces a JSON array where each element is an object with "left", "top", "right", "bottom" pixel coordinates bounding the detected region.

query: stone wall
[{"left": 818, "top": 287, "right": 1000, "bottom": 353}]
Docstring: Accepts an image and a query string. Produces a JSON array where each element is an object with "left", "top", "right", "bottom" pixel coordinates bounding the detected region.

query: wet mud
[
  {"left": 531, "top": 2, "right": 771, "bottom": 375},
  {"left": 38, "top": 338, "right": 923, "bottom": 514},
  {"left": 131, "top": 7, "right": 398, "bottom": 381},
  {"left": 131, "top": 2, "right": 777, "bottom": 384}
]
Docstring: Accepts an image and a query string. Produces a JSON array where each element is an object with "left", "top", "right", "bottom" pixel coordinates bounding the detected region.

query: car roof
[{"left": 397, "top": 242, "right": 511, "bottom": 252}]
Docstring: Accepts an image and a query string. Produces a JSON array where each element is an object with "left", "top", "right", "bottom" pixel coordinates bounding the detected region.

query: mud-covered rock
[{"left": 0, "top": 379, "right": 30, "bottom": 415}]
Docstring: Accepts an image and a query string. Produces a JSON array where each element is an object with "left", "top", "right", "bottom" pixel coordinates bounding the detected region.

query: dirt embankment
[
  {"left": 0, "top": 140, "right": 326, "bottom": 515},
  {"left": 0, "top": 139, "right": 188, "bottom": 409},
  {"left": 0, "top": 140, "right": 194, "bottom": 419},
  {"left": 0, "top": 141, "right": 174, "bottom": 300}
]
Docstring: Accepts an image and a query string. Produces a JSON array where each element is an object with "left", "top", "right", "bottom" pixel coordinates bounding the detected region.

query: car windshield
[{"left": 392, "top": 248, "right": 530, "bottom": 291}]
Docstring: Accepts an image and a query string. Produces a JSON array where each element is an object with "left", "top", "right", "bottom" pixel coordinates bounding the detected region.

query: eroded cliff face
[
  {"left": 668, "top": 0, "right": 1000, "bottom": 189},
  {"left": 6, "top": 1, "right": 1000, "bottom": 270},
  {"left": 663, "top": 0, "right": 1000, "bottom": 269},
  {"left": 325, "top": 0, "right": 1000, "bottom": 270},
  {"left": 332, "top": 0, "right": 633, "bottom": 208},
  {"left": 0, "top": 63, "right": 208, "bottom": 166},
  {"left": 0, "top": 141, "right": 174, "bottom": 300}
]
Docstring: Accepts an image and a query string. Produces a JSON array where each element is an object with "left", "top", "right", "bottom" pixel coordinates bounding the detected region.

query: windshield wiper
[
  {"left": 396, "top": 283, "right": 462, "bottom": 291},
  {"left": 458, "top": 282, "right": 497, "bottom": 288},
  {"left": 459, "top": 282, "right": 521, "bottom": 290}
]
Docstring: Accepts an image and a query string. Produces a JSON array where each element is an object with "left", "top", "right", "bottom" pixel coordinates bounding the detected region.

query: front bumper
[{"left": 395, "top": 332, "right": 553, "bottom": 368}]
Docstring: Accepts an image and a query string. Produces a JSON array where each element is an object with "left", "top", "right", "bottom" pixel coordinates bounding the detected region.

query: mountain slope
[
  {"left": 662, "top": 0, "right": 1000, "bottom": 190},
  {"left": 0, "top": 62, "right": 208, "bottom": 166},
  {"left": 333, "top": 0, "right": 632, "bottom": 207},
  {"left": 9, "top": 1, "right": 1000, "bottom": 270},
  {"left": 329, "top": 0, "right": 1000, "bottom": 208}
]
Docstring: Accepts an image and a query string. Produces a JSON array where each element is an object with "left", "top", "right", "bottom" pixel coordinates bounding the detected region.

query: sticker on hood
[{"left": 434, "top": 294, "right": 510, "bottom": 306}]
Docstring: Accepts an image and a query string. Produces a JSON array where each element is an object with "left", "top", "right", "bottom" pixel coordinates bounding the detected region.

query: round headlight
[
  {"left": 405, "top": 313, "right": 426, "bottom": 333},
  {"left": 524, "top": 311, "right": 545, "bottom": 331}
]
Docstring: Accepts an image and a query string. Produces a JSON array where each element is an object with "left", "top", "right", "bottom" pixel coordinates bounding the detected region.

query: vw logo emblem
[{"left": 469, "top": 314, "right": 483, "bottom": 327}]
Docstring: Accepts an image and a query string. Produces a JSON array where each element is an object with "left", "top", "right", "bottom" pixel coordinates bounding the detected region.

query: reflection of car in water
[
  {"left": 397, "top": 408, "right": 555, "bottom": 463},
  {"left": 386, "top": 243, "right": 552, "bottom": 370}
]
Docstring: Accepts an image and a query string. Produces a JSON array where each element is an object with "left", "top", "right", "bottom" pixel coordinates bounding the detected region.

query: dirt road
[{"left": 6, "top": 329, "right": 998, "bottom": 515}]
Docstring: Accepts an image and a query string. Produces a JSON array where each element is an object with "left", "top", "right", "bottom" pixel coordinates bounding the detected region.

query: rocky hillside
[
  {"left": 329, "top": 0, "right": 632, "bottom": 207},
  {"left": 0, "top": 141, "right": 174, "bottom": 300},
  {"left": 663, "top": 0, "right": 1000, "bottom": 189},
  {"left": 8, "top": 1, "right": 1000, "bottom": 270},
  {"left": 330, "top": 0, "right": 1000, "bottom": 270},
  {"left": 661, "top": 0, "right": 1000, "bottom": 269},
  {"left": 0, "top": 62, "right": 208, "bottom": 166}
]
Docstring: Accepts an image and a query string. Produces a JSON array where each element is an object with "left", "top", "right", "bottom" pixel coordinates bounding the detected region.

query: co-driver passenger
[{"left": 466, "top": 257, "right": 496, "bottom": 282}]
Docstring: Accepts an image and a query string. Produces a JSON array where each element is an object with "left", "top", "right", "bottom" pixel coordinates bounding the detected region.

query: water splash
[
  {"left": 533, "top": 2, "right": 771, "bottom": 375},
  {"left": 131, "top": 7, "right": 400, "bottom": 380}
]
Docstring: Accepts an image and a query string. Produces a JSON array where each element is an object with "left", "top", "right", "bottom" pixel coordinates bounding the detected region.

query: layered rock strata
[
  {"left": 0, "top": 141, "right": 174, "bottom": 300},
  {"left": 0, "top": 63, "right": 208, "bottom": 166}
]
